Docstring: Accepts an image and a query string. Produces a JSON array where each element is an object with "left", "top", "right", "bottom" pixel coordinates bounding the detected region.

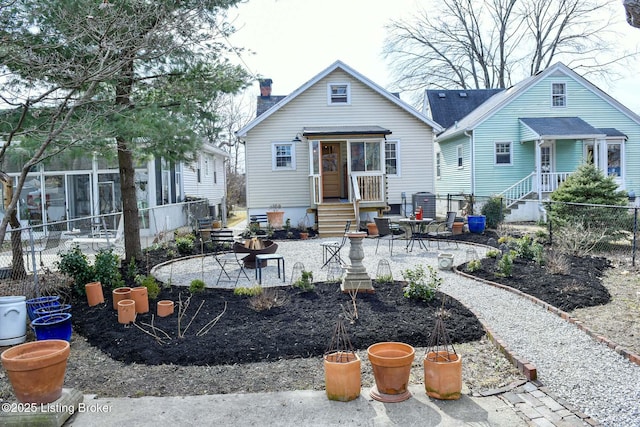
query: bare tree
[{"left": 384, "top": 0, "right": 630, "bottom": 95}]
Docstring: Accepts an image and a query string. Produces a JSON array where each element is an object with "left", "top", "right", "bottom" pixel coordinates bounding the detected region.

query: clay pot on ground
[
  {"left": 85, "top": 282, "right": 104, "bottom": 307},
  {"left": 367, "top": 342, "right": 415, "bottom": 402},
  {"left": 324, "top": 352, "right": 361, "bottom": 402},
  {"left": 299, "top": 232, "right": 309, "bottom": 240},
  {"left": 424, "top": 350, "right": 462, "bottom": 400},
  {"left": 266, "top": 211, "right": 284, "bottom": 230},
  {"left": 157, "top": 300, "right": 174, "bottom": 317},
  {"left": 366, "top": 222, "right": 379, "bottom": 237},
  {"left": 1, "top": 339, "right": 70, "bottom": 404},
  {"left": 130, "top": 286, "right": 149, "bottom": 314},
  {"left": 31, "top": 313, "right": 73, "bottom": 342},
  {"left": 117, "top": 299, "right": 136, "bottom": 324},
  {"left": 452, "top": 222, "right": 464, "bottom": 235},
  {"left": 112, "top": 287, "right": 132, "bottom": 310}
]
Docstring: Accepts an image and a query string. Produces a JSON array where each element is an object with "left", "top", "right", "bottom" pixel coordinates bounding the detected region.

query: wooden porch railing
[{"left": 354, "top": 174, "right": 383, "bottom": 202}]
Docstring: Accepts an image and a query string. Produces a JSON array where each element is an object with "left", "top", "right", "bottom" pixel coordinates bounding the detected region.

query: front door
[
  {"left": 540, "top": 142, "right": 554, "bottom": 191},
  {"left": 322, "top": 143, "right": 341, "bottom": 198}
]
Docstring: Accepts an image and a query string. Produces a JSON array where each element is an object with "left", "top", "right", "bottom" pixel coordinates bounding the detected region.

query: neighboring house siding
[
  {"left": 183, "top": 149, "right": 227, "bottom": 213},
  {"left": 245, "top": 68, "right": 436, "bottom": 210},
  {"left": 435, "top": 134, "right": 472, "bottom": 196}
]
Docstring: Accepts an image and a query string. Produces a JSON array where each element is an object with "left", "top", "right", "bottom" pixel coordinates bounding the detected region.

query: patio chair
[
  {"left": 65, "top": 214, "right": 124, "bottom": 252},
  {"left": 373, "top": 217, "right": 404, "bottom": 256},
  {"left": 212, "top": 232, "right": 250, "bottom": 286},
  {"left": 427, "top": 211, "right": 458, "bottom": 249},
  {"left": 320, "top": 220, "right": 351, "bottom": 269}
]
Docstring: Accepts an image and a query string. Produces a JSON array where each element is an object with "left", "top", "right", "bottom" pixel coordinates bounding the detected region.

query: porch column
[
  {"left": 536, "top": 140, "right": 543, "bottom": 203},
  {"left": 92, "top": 152, "right": 99, "bottom": 217},
  {"left": 596, "top": 138, "right": 606, "bottom": 173}
]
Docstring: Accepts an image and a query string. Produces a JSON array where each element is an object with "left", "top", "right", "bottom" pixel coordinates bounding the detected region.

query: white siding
[{"left": 183, "top": 149, "right": 227, "bottom": 210}]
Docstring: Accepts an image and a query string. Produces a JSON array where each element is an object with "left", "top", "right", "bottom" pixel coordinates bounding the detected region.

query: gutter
[{"left": 464, "top": 130, "right": 474, "bottom": 194}]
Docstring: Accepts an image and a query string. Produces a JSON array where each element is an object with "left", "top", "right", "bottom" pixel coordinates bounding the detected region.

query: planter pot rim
[
  {"left": 1, "top": 340, "right": 70, "bottom": 372},
  {"left": 118, "top": 299, "right": 136, "bottom": 306},
  {"left": 32, "top": 312, "right": 71, "bottom": 325},
  {"left": 367, "top": 342, "right": 415, "bottom": 367},
  {"left": 425, "top": 350, "right": 460, "bottom": 364},
  {"left": 34, "top": 304, "right": 72, "bottom": 316},
  {"left": 324, "top": 351, "right": 360, "bottom": 364}
]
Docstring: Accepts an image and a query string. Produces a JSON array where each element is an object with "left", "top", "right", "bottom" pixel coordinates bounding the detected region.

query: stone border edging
[{"left": 453, "top": 262, "right": 640, "bottom": 369}]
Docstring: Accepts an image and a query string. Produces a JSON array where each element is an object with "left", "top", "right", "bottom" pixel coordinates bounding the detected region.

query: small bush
[
  {"left": 466, "top": 259, "right": 482, "bottom": 273},
  {"left": 56, "top": 246, "right": 93, "bottom": 294},
  {"left": 135, "top": 274, "right": 160, "bottom": 299},
  {"left": 249, "top": 288, "right": 288, "bottom": 311},
  {"left": 175, "top": 236, "right": 194, "bottom": 255},
  {"left": 486, "top": 249, "right": 500, "bottom": 258},
  {"left": 234, "top": 286, "right": 263, "bottom": 296},
  {"left": 292, "top": 270, "right": 314, "bottom": 292},
  {"left": 481, "top": 196, "right": 505, "bottom": 229},
  {"left": 376, "top": 274, "right": 394, "bottom": 284},
  {"left": 546, "top": 250, "right": 571, "bottom": 275},
  {"left": 94, "top": 249, "right": 124, "bottom": 289},
  {"left": 402, "top": 264, "right": 441, "bottom": 302},
  {"left": 495, "top": 252, "right": 514, "bottom": 278},
  {"left": 189, "top": 279, "right": 206, "bottom": 293}
]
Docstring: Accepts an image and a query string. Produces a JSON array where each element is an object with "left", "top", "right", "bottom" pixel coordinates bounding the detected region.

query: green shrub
[
  {"left": 481, "top": 196, "right": 505, "bottom": 229},
  {"left": 513, "top": 235, "right": 544, "bottom": 264},
  {"left": 486, "top": 249, "right": 500, "bottom": 258},
  {"left": 175, "top": 237, "right": 194, "bottom": 255},
  {"left": 402, "top": 264, "right": 441, "bottom": 302},
  {"left": 94, "top": 249, "right": 124, "bottom": 289},
  {"left": 376, "top": 274, "right": 394, "bottom": 284},
  {"left": 189, "top": 279, "right": 206, "bottom": 293},
  {"left": 135, "top": 274, "right": 160, "bottom": 299},
  {"left": 233, "top": 285, "right": 263, "bottom": 296},
  {"left": 466, "top": 259, "right": 482, "bottom": 273},
  {"left": 292, "top": 270, "right": 314, "bottom": 292},
  {"left": 496, "top": 252, "right": 514, "bottom": 278},
  {"left": 56, "top": 245, "right": 93, "bottom": 295}
]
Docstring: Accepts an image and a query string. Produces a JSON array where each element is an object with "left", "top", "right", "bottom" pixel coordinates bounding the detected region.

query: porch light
[{"left": 292, "top": 133, "right": 303, "bottom": 143}]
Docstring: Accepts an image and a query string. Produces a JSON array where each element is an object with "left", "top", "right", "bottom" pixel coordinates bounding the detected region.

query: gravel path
[{"left": 154, "top": 236, "right": 640, "bottom": 426}]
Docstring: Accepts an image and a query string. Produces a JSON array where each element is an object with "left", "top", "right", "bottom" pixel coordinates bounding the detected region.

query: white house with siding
[
  {"left": 236, "top": 60, "right": 442, "bottom": 236},
  {"left": 429, "top": 62, "right": 640, "bottom": 221},
  {"left": 182, "top": 142, "right": 229, "bottom": 220}
]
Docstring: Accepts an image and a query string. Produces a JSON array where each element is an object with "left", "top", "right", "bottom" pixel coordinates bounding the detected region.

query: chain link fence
[{"left": 0, "top": 199, "right": 209, "bottom": 298}]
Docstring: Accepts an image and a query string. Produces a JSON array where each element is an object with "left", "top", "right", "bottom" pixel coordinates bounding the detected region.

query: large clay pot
[
  {"left": 367, "top": 342, "right": 415, "bottom": 402},
  {"left": 85, "top": 282, "right": 104, "bottom": 307},
  {"left": 266, "top": 211, "right": 284, "bottom": 230},
  {"left": 157, "top": 300, "right": 174, "bottom": 317},
  {"left": 0, "top": 296, "right": 27, "bottom": 346},
  {"left": 130, "top": 286, "right": 149, "bottom": 314},
  {"left": 424, "top": 350, "right": 462, "bottom": 400},
  {"left": 31, "top": 313, "right": 73, "bottom": 342},
  {"left": 117, "top": 299, "right": 136, "bottom": 324},
  {"left": 366, "top": 222, "right": 379, "bottom": 237},
  {"left": 1, "top": 339, "right": 70, "bottom": 404},
  {"left": 112, "top": 287, "right": 132, "bottom": 310},
  {"left": 324, "top": 352, "right": 361, "bottom": 402}
]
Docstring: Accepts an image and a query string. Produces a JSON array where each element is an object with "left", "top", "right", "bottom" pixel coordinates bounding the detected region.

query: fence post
[
  {"left": 633, "top": 207, "right": 638, "bottom": 267},
  {"left": 28, "top": 227, "right": 40, "bottom": 297}
]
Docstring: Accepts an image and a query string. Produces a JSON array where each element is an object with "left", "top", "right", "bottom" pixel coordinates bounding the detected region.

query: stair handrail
[
  {"left": 350, "top": 174, "right": 361, "bottom": 229},
  {"left": 498, "top": 172, "right": 535, "bottom": 207}
]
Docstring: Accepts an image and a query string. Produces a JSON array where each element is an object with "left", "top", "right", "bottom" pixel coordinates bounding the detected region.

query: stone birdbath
[{"left": 341, "top": 231, "right": 374, "bottom": 293}]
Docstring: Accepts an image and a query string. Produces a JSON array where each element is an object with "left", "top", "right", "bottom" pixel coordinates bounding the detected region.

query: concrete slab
[
  {"left": 65, "top": 385, "right": 526, "bottom": 426},
  {"left": 0, "top": 388, "right": 82, "bottom": 427}
]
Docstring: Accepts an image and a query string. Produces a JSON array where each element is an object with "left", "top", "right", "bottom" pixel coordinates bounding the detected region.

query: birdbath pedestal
[{"left": 341, "top": 231, "right": 374, "bottom": 293}]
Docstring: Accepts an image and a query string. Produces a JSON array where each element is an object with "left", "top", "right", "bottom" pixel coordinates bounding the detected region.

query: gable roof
[
  {"left": 425, "top": 89, "right": 503, "bottom": 129},
  {"left": 436, "top": 62, "right": 640, "bottom": 141},
  {"left": 519, "top": 117, "right": 606, "bottom": 141},
  {"left": 236, "top": 60, "right": 442, "bottom": 137}
]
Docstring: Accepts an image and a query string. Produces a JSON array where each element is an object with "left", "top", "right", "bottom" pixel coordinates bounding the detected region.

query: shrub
[
  {"left": 175, "top": 236, "right": 194, "bottom": 255},
  {"left": 466, "top": 259, "right": 482, "bottom": 273},
  {"left": 94, "top": 249, "right": 124, "bottom": 289},
  {"left": 189, "top": 279, "right": 206, "bottom": 293},
  {"left": 292, "top": 270, "right": 314, "bottom": 292},
  {"left": 376, "top": 274, "right": 394, "bottom": 284},
  {"left": 402, "top": 264, "right": 441, "bottom": 302},
  {"left": 234, "top": 286, "right": 263, "bottom": 296},
  {"left": 513, "top": 235, "right": 544, "bottom": 264},
  {"left": 481, "top": 196, "right": 505, "bottom": 229},
  {"left": 495, "top": 252, "right": 514, "bottom": 278},
  {"left": 486, "top": 249, "right": 500, "bottom": 258},
  {"left": 56, "top": 245, "right": 93, "bottom": 295},
  {"left": 135, "top": 274, "right": 160, "bottom": 299},
  {"left": 546, "top": 250, "right": 571, "bottom": 275},
  {"left": 249, "top": 288, "right": 287, "bottom": 311}
]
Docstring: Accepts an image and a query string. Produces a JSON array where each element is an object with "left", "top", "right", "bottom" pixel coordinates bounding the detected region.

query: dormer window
[
  {"left": 328, "top": 83, "right": 350, "bottom": 105},
  {"left": 552, "top": 83, "right": 566, "bottom": 107}
]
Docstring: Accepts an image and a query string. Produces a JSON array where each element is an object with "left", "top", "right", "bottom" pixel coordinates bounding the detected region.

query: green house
[{"left": 428, "top": 62, "right": 640, "bottom": 221}]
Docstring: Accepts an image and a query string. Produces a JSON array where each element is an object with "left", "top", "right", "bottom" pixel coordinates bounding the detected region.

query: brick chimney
[{"left": 259, "top": 79, "right": 272, "bottom": 97}]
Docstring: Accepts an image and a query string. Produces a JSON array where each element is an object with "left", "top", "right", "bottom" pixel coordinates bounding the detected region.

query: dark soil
[
  {"left": 70, "top": 228, "right": 610, "bottom": 367},
  {"left": 71, "top": 282, "right": 484, "bottom": 366}
]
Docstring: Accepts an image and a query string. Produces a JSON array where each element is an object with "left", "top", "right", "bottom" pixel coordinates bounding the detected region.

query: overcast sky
[{"left": 228, "top": 0, "right": 640, "bottom": 113}]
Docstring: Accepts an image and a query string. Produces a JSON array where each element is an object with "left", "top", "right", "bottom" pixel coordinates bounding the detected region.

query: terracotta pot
[
  {"left": 1, "top": 339, "right": 70, "bottom": 404},
  {"left": 85, "top": 282, "right": 104, "bottom": 307},
  {"left": 266, "top": 211, "right": 284, "bottom": 229},
  {"left": 130, "top": 286, "right": 149, "bottom": 314},
  {"left": 424, "top": 351, "right": 462, "bottom": 400},
  {"left": 452, "top": 222, "right": 464, "bottom": 235},
  {"left": 112, "top": 287, "right": 132, "bottom": 310},
  {"left": 367, "top": 342, "right": 415, "bottom": 402},
  {"left": 299, "top": 232, "right": 309, "bottom": 240},
  {"left": 157, "top": 300, "right": 174, "bottom": 317},
  {"left": 117, "top": 299, "right": 136, "bottom": 324},
  {"left": 366, "top": 222, "right": 379, "bottom": 237},
  {"left": 324, "top": 352, "right": 361, "bottom": 402}
]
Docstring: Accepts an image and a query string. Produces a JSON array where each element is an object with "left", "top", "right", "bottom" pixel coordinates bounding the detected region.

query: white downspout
[{"left": 464, "top": 130, "right": 474, "bottom": 194}]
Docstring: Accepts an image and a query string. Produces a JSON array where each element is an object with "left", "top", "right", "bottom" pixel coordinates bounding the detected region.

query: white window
[
  {"left": 607, "top": 142, "right": 622, "bottom": 177},
  {"left": 436, "top": 152, "right": 441, "bottom": 178},
  {"left": 204, "top": 156, "right": 210, "bottom": 177},
  {"left": 328, "top": 83, "right": 350, "bottom": 105},
  {"left": 385, "top": 140, "right": 399, "bottom": 175},
  {"left": 552, "top": 83, "right": 566, "bottom": 107},
  {"left": 495, "top": 142, "right": 512, "bottom": 165},
  {"left": 272, "top": 143, "right": 296, "bottom": 170},
  {"left": 457, "top": 145, "right": 463, "bottom": 168}
]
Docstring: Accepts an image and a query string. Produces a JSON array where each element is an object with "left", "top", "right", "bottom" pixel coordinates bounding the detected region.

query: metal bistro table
[{"left": 397, "top": 218, "right": 434, "bottom": 252}]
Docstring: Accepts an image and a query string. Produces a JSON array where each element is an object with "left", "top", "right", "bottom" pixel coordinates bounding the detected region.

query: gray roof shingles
[{"left": 426, "top": 89, "right": 504, "bottom": 129}]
